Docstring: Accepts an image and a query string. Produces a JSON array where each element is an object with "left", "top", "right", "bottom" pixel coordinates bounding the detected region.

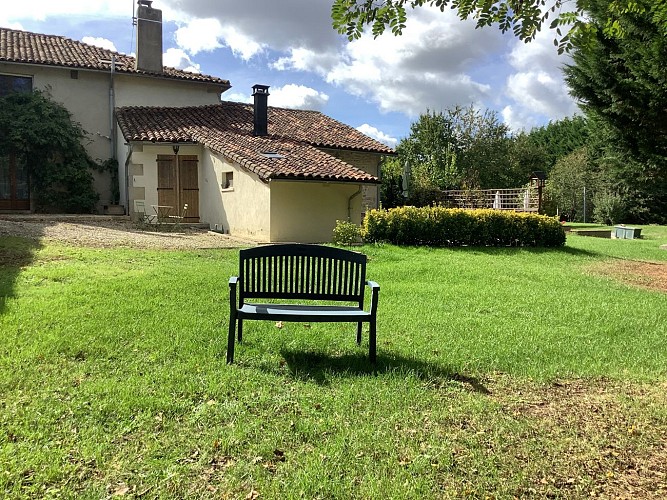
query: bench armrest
[
  {"left": 366, "top": 280, "right": 380, "bottom": 316},
  {"left": 229, "top": 276, "right": 238, "bottom": 310}
]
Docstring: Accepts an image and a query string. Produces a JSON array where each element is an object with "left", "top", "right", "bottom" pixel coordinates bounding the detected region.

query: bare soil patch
[
  {"left": 588, "top": 259, "right": 667, "bottom": 293},
  {"left": 488, "top": 375, "right": 667, "bottom": 498}
]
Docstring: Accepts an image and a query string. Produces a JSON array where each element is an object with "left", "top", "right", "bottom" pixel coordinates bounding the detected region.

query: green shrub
[
  {"left": 593, "top": 191, "right": 626, "bottom": 225},
  {"left": 362, "top": 207, "right": 566, "bottom": 247},
  {"left": 332, "top": 220, "right": 362, "bottom": 246}
]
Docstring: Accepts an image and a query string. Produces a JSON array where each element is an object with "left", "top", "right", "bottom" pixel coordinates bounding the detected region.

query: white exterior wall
[
  {"left": 269, "top": 181, "right": 363, "bottom": 243},
  {"left": 1, "top": 61, "right": 222, "bottom": 212},
  {"left": 114, "top": 74, "right": 221, "bottom": 107},
  {"left": 201, "top": 151, "right": 271, "bottom": 241},
  {"left": 126, "top": 144, "right": 203, "bottom": 217},
  {"left": 123, "top": 144, "right": 368, "bottom": 243},
  {"left": 318, "top": 148, "right": 383, "bottom": 215}
]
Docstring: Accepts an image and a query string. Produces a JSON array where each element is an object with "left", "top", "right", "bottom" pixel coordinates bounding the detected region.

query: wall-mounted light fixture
[{"left": 172, "top": 144, "right": 180, "bottom": 155}]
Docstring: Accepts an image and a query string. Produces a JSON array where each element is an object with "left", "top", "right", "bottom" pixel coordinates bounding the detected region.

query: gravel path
[{"left": 0, "top": 215, "right": 256, "bottom": 249}]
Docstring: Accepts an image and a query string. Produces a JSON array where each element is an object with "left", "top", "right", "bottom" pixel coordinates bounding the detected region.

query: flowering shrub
[
  {"left": 332, "top": 220, "right": 362, "bottom": 246},
  {"left": 362, "top": 207, "right": 566, "bottom": 247}
]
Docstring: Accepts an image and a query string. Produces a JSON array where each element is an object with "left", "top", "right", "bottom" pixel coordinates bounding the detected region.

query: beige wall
[
  {"left": 269, "top": 181, "right": 363, "bottom": 243},
  {"left": 319, "top": 148, "right": 383, "bottom": 214},
  {"left": 200, "top": 152, "right": 271, "bottom": 241},
  {"left": 2, "top": 62, "right": 222, "bottom": 212},
  {"left": 126, "top": 143, "right": 202, "bottom": 220},
  {"left": 114, "top": 74, "right": 221, "bottom": 108},
  {"left": 123, "top": 144, "right": 368, "bottom": 243}
]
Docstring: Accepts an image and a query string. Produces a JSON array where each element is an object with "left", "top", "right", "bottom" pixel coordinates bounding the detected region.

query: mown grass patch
[{"left": 1, "top": 226, "right": 666, "bottom": 498}]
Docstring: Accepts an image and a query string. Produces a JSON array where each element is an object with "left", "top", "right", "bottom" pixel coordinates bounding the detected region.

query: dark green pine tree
[
  {"left": 525, "top": 116, "right": 590, "bottom": 172},
  {"left": 564, "top": 0, "right": 667, "bottom": 222}
]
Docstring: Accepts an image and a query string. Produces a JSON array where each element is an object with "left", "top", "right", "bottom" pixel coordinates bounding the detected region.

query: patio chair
[{"left": 135, "top": 200, "right": 156, "bottom": 224}]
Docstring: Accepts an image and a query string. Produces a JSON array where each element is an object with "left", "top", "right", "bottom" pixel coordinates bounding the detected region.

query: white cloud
[
  {"left": 356, "top": 124, "right": 398, "bottom": 148},
  {"left": 173, "top": 17, "right": 264, "bottom": 61},
  {"left": 0, "top": 20, "right": 24, "bottom": 30},
  {"left": 81, "top": 36, "right": 117, "bottom": 52},
  {"left": 269, "top": 85, "right": 329, "bottom": 110},
  {"left": 174, "top": 18, "right": 224, "bottom": 56},
  {"left": 218, "top": 26, "right": 264, "bottom": 61},
  {"left": 163, "top": 48, "right": 201, "bottom": 73},
  {"left": 499, "top": 8, "right": 579, "bottom": 128},
  {"left": 225, "top": 85, "right": 329, "bottom": 110},
  {"left": 1, "top": 0, "right": 127, "bottom": 22},
  {"left": 270, "top": 6, "right": 501, "bottom": 118},
  {"left": 224, "top": 92, "right": 252, "bottom": 103}
]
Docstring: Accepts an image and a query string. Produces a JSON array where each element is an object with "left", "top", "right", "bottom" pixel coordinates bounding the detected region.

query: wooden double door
[
  {"left": 157, "top": 154, "right": 199, "bottom": 222},
  {"left": 0, "top": 153, "right": 30, "bottom": 210}
]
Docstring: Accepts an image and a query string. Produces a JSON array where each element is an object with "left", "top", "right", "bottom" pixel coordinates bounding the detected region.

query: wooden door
[
  {"left": 157, "top": 155, "right": 177, "bottom": 209},
  {"left": 156, "top": 154, "right": 199, "bottom": 222},
  {"left": 178, "top": 155, "right": 199, "bottom": 222},
  {"left": 0, "top": 153, "right": 30, "bottom": 210}
]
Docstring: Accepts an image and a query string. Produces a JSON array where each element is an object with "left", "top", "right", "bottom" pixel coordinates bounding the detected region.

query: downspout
[
  {"left": 124, "top": 143, "right": 133, "bottom": 215},
  {"left": 109, "top": 55, "right": 116, "bottom": 160},
  {"left": 348, "top": 185, "right": 362, "bottom": 222}
]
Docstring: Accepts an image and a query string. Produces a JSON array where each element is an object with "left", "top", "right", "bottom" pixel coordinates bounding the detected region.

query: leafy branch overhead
[{"left": 331, "top": 0, "right": 667, "bottom": 53}]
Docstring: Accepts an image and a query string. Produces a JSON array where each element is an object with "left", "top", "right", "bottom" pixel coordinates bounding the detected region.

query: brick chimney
[
  {"left": 135, "top": 0, "right": 163, "bottom": 73},
  {"left": 252, "top": 84, "right": 270, "bottom": 136}
]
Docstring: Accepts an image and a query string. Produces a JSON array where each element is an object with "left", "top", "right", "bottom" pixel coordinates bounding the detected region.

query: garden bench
[{"left": 227, "top": 244, "right": 380, "bottom": 364}]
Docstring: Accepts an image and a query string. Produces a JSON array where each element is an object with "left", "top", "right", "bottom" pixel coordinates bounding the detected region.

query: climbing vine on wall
[{"left": 0, "top": 90, "right": 99, "bottom": 213}]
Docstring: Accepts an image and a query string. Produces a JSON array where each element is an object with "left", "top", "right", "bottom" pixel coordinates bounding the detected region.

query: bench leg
[
  {"left": 238, "top": 319, "right": 243, "bottom": 342},
  {"left": 227, "top": 312, "right": 236, "bottom": 364},
  {"left": 356, "top": 322, "right": 362, "bottom": 345},
  {"left": 369, "top": 319, "right": 376, "bottom": 363}
]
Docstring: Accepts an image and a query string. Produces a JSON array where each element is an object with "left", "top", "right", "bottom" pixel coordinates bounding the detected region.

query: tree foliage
[
  {"left": 395, "top": 106, "right": 521, "bottom": 205},
  {"left": 0, "top": 91, "right": 99, "bottom": 213},
  {"left": 544, "top": 147, "right": 595, "bottom": 221},
  {"left": 523, "top": 115, "right": 590, "bottom": 171},
  {"left": 564, "top": 0, "right": 667, "bottom": 222},
  {"left": 331, "top": 0, "right": 667, "bottom": 53}
]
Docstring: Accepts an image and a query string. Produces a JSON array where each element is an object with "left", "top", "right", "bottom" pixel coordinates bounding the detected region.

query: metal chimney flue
[
  {"left": 135, "top": 0, "right": 163, "bottom": 73},
  {"left": 252, "top": 84, "right": 270, "bottom": 136}
]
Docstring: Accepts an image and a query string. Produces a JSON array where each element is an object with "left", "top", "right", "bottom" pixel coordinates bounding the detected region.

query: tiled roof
[
  {"left": 0, "top": 28, "right": 230, "bottom": 87},
  {"left": 116, "top": 101, "right": 395, "bottom": 154},
  {"left": 189, "top": 127, "right": 379, "bottom": 184},
  {"left": 116, "top": 103, "right": 391, "bottom": 184}
]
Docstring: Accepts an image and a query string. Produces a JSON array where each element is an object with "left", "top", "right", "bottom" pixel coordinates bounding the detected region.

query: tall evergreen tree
[
  {"left": 564, "top": 0, "right": 667, "bottom": 222},
  {"left": 524, "top": 116, "right": 590, "bottom": 172}
]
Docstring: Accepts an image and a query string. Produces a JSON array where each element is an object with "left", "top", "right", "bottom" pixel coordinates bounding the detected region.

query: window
[
  {"left": 222, "top": 171, "right": 234, "bottom": 189},
  {"left": 0, "top": 74, "right": 33, "bottom": 97},
  {"left": 261, "top": 151, "right": 284, "bottom": 159}
]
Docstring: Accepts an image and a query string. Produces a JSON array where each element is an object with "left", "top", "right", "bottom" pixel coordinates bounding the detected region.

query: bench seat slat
[{"left": 238, "top": 303, "right": 371, "bottom": 322}]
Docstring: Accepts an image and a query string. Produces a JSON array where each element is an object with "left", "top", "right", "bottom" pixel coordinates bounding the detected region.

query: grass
[{"left": 1, "top": 225, "right": 666, "bottom": 498}]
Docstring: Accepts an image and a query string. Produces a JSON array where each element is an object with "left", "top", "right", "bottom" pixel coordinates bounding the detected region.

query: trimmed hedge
[{"left": 362, "top": 207, "right": 566, "bottom": 247}]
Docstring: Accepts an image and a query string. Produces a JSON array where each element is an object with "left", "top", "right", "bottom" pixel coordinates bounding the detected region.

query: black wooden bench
[{"left": 227, "top": 244, "right": 380, "bottom": 364}]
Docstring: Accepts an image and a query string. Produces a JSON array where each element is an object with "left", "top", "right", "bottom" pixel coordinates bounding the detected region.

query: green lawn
[{"left": 1, "top": 225, "right": 666, "bottom": 498}]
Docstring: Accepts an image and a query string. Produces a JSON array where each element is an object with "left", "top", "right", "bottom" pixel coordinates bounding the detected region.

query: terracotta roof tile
[
  {"left": 189, "top": 127, "right": 379, "bottom": 184},
  {"left": 0, "top": 27, "right": 230, "bottom": 87},
  {"left": 116, "top": 103, "right": 390, "bottom": 184},
  {"left": 116, "top": 102, "right": 395, "bottom": 154}
]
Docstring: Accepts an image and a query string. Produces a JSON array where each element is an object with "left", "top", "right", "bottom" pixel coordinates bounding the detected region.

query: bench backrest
[{"left": 238, "top": 244, "right": 367, "bottom": 303}]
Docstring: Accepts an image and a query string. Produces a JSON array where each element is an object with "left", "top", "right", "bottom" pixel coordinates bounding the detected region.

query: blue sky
[{"left": 1, "top": 0, "right": 580, "bottom": 148}]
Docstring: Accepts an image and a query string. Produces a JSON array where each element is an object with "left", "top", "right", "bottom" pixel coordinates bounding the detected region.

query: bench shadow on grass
[
  {"left": 0, "top": 236, "right": 42, "bottom": 315},
  {"left": 274, "top": 348, "right": 490, "bottom": 394}
]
